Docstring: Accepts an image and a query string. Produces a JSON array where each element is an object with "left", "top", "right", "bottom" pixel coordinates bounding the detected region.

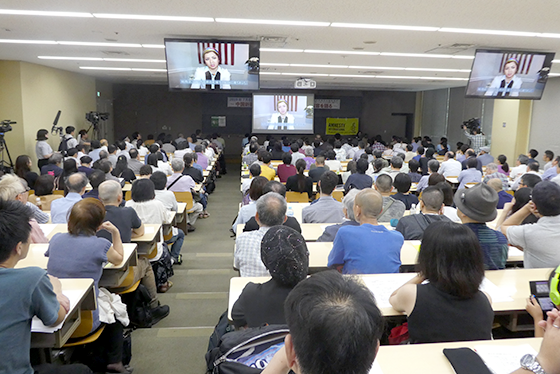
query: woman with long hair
[
  {"left": 497, "top": 154, "right": 510, "bottom": 176},
  {"left": 15, "top": 155, "right": 38, "bottom": 189},
  {"left": 55, "top": 158, "right": 78, "bottom": 192},
  {"left": 112, "top": 155, "right": 136, "bottom": 183},
  {"left": 286, "top": 158, "right": 313, "bottom": 199},
  {"left": 390, "top": 221, "right": 493, "bottom": 343}
]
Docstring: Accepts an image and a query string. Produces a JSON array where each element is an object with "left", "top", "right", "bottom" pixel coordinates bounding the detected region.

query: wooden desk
[
  {"left": 31, "top": 278, "right": 96, "bottom": 348},
  {"left": 38, "top": 224, "right": 67, "bottom": 240},
  {"left": 18, "top": 244, "right": 138, "bottom": 288},
  {"left": 175, "top": 203, "right": 187, "bottom": 232},
  {"left": 228, "top": 268, "right": 552, "bottom": 319},
  {"left": 203, "top": 170, "right": 210, "bottom": 177},
  {"left": 376, "top": 337, "right": 541, "bottom": 374},
  {"left": 131, "top": 224, "right": 161, "bottom": 256}
]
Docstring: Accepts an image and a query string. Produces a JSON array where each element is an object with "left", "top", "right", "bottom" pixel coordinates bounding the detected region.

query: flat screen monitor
[
  {"left": 165, "top": 38, "right": 260, "bottom": 91},
  {"left": 465, "top": 49, "right": 555, "bottom": 100},
  {"left": 252, "top": 94, "right": 314, "bottom": 134}
]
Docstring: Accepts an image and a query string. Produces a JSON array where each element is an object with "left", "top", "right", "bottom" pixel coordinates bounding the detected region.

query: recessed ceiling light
[
  {"left": 329, "top": 74, "right": 376, "bottom": 78},
  {"left": 419, "top": 77, "right": 468, "bottom": 80},
  {"left": 290, "top": 63, "right": 349, "bottom": 69},
  {"left": 0, "top": 39, "right": 56, "bottom": 44},
  {"left": 131, "top": 68, "right": 167, "bottom": 72},
  {"left": 405, "top": 67, "right": 470, "bottom": 73},
  {"left": 38, "top": 56, "right": 103, "bottom": 61},
  {"left": 281, "top": 72, "right": 329, "bottom": 77},
  {"left": 142, "top": 44, "right": 165, "bottom": 49},
  {"left": 104, "top": 58, "right": 166, "bottom": 63},
  {"left": 380, "top": 52, "right": 452, "bottom": 58},
  {"left": 349, "top": 65, "right": 405, "bottom": 71},
  {"left": 216, "top": 18, "right": 329, "bottom": 27},
  {"left": 260, "top": 72, "right": 282, "bottom": 75},
  {"left": 304, "top": 49, "right": 381, "bottom": 56},
  {"left": 0, "top": 9, "right": 93, "bottom": 17},
  {"left": 80, "top": 67, "right": 132, "bottom": 71},
  {"left": 438, "top": 27, "right": 539, "bottom": 37},
  {"left": 93, "top": 13, "right": 213, "bottom": 22},
  {"left": 58, "top": 41, "right": 142, "bottom": 47},
  {"left": 260, "top": 48, "right": 304, "bottom": 53},
  {"left": 331, "top": 22, "right": 439, "bottom": 32}
]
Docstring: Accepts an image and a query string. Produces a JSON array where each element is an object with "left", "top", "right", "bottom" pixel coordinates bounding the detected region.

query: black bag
[
  {"left": 58, "top": 136, "right": 70, "bottom": 156},
  {"left": 207, "top": 310, "right": 235, "bottom": 353},
  {"left": 205, "top": 324, "right": 289, "bottom": 374},
  {"left": 120, "top": 284, "right": 153, "bottom": 328}
]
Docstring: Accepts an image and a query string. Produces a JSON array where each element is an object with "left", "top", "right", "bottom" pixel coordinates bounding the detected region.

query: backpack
[
  {"left": 205, "top": 324, "right": 289, "bottom": 374},
  {"left": 58, "top": 136, "right": 70, "bottom": 156},
  {"left": 120, "top": 284, "right": 153, "bottom": 328}
]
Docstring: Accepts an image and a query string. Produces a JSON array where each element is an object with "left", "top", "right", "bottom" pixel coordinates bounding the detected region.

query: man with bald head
[
  {"left": 327, "top": 188, "right": 404, "bottom": 274},
  {"left": 50, "top": 172, "right": 88, "bottom": 223},
  {"left": 487, "top": 178, "right": 512, "bottom": 209}
]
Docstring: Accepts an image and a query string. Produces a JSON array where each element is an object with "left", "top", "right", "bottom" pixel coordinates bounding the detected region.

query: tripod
[{"left": 0, "top": 133, "right": 14, "bottom": 173}]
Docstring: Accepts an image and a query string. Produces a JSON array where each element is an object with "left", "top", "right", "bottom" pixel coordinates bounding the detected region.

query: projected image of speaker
[{"left": 252, "top": 94, "right": 314, "bottom": 134}]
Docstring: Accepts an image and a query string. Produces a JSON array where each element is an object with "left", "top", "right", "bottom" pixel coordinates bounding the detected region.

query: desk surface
[
  {"left": 228, "top": 268, "right": 551, "bottom": 319},
  {"left": 376, "top": 337, "right": 541, "bottom": 374},
  {"left": 131, "top": 223, "right": 161, "bottom": 242}
]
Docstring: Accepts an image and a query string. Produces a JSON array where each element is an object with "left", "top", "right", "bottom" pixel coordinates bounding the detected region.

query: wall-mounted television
[
  {"left": 165, "top": 38, "right": 260, "bottom": 91},
  {"left": 465, "top": 49, "right": 555, "bottom": 100},
  {"left": 252, "top": 94, "right": 314, "bottom": 134}
]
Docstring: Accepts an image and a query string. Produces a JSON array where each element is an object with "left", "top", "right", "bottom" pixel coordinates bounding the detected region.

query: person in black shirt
[
  {"left": 286, "top": 159, "right": 313, "bottom": 199},
  {"left": 182, "top": 153, "right": 203, "bottom": 183},
  {"left": 308, "top": 156, "right": 329, "bottom": 183},
  {"left": 392, "top": 173, "right": 419, "bottom": 210}
]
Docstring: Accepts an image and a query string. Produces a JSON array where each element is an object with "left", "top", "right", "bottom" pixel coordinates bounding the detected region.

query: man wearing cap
[
  {"left": 455, "top": 183, "right": 508, "bottom": 270},
  {"left": 477, "top": 146, "right": 494, "bottom": 166},
  {"left": 501, "top": 181, "right": 560, "bottom": 269}
]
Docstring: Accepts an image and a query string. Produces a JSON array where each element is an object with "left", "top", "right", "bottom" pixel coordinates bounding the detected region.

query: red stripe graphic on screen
[{"left": 197, "top": 43, "right": 235, "bottom": 65}]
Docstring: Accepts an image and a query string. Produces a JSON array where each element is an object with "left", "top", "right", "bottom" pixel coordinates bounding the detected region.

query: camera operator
[{"left": 462, "top": 124, "right": 487, "bottom": 154}]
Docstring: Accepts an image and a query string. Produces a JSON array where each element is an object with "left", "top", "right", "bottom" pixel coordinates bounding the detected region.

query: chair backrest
[
  {"left": 332, "top": 190, "right": 344, "bottom": 202},
  {"left": 173, "top": 191, "right": 194, "bottom": 210},
  {"left": 285, "top": 191, "right": 309, "bottom": 203},
  {"left": 124, "top": 190, "right": 132, "bottom": 201}
]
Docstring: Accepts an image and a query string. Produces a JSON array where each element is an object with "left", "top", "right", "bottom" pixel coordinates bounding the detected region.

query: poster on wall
[
  {"left": 227, "top": 97, "right": 252, "bottom": 108},
  {"left": 211, "top": 116, "right": 226, "bottom": 127},
  {"left": 315, "top": 99, "right": 340, "bottom": 110},
  {"left": 325, "top": 118, "right": 359, "bottom": 135}
]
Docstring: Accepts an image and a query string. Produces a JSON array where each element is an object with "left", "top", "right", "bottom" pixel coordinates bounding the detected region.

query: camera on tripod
[
  {"left": 0, "top": 120, "right": 15, "bottom": 134},
  {"left": 462, "top": 118, "right": 481, "bottom": 135},
  {"left": 85, "top": 112, "right": 109, "bottom": 129}
]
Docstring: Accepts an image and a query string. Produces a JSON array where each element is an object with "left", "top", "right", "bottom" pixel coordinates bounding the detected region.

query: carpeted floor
[{"left": 130, "top": 163, "right": 240, "bottom": 373}]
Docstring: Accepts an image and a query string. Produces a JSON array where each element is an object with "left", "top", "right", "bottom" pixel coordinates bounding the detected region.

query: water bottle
[
  {"left": 287, "top": 206, "right": 294, "bottom": 217},
  {"left": 410, "top": 203, "right": 417, "bottom": 214},
  {"left": 36, "top": 197, "right": 42, "bottom": 210}
]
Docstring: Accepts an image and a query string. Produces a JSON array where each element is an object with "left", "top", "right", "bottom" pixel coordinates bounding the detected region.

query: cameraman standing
[{"left": 463, "top": 125, "right": 487, "bottom": 153}]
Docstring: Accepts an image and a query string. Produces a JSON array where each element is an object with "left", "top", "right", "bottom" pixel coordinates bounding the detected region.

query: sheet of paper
[
  {"left": 144, "top": 226, "right": 155, "bottom": 234},
  {"left": 362, "top": 273, "right": 418, "bottom": 309},
  {"left": 38, "top": 224, "right": 57, "bottom": 238},
  {"left": 474, "top": 344, "right": 537, "bottom": 374},
  {"left": 368, "top": 360, "right": 384, "bottom": 374},
  {"left": 479, "top": 277, "right": 513, "bottom": 303},
  {"left": 508, "top": 246, "right": 523, "bottom": 258},
  {"left": 31, "top": 289, "right": 84, "bottom": 333}
]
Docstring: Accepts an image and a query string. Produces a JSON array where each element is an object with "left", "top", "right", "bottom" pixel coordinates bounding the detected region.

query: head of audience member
[
  {"left": 283, "top": 270, "right": 384, "bottom": 374},
  {"left": 80, "top": 156, "right": 92, "bottom": 168},
  {"left": 390, "top": 156, "right": 403, "bottom": 171},
  {"left": 519, "top": 173, "right": 542, "bottom": 190},
  {"left": 129, "top": 148, "right": 139, "bottom": 160},
  {"left": 497, "top": 154, "right": 509, "bottom": 171},
  {"left": 454, "top": 183, "right": 498, "bottom": 223},
  {"left": 108, "top": 144, "right": 117, "bottom": 155},
  {"left": 356, "top": 158, "right": 369, "bottom": 175},
  {"left": 290, "top": 143, "right": 299, "bottom": 154},
  {"left": 115, "top": 140, "right": 125, "bottom": 151},
  {"left": 131, "top": 178, "right": 156, "bottom": 203},
  {"left": 34, "top": 175, "right": 55, "bottom": 196},
  {"left": 0, "top": 199, "right": 34, "bottom": 265},
  {"left": 255, "top": 192, "right": 287, "bottom": 228},
  {"left": 263, "top": 181, "right": 287, "bottom": 198},
  {"left": 434, "top": 181, "right": 454, "bottom": 207},
  {"left": 149, "top": 171, "right": 168, "bottom": 191},
  {"left": 139, "top": 165, "right": 152, "bottom": 178},
  {"left": 485, "top": 163, "right": 498, "bottom": 176},
  {"left": 0, "top": 174, "right": 29, "bottom": 203},
  {"left": 67, "top": 148, "right": 78, "bottom": 160},
  {"left": 183, "top": 153, "right": 194, "bottom": 168},
  {"left": 342, "top": 188, "right": 359, "bottom": 221},
  {"left": 346, "top": 160, "right": 357, "bottom": 175},
  {"left": 89, "top": 139, "right": 101, "bottom": 150},
  {"left": 194, "top": 145, "right": 203, "bottom": 154},
  {"left": 146, "top": 153, "right": 159, "bottom": 168},
  {"left": 528, "top": 149, "right": 539, "bottom": 159},
  {"left": 393, "top": 173, "right": 412, "bottom": 194},
  {"left": 62, "top": 158, "right": 78, "bottom": 176},
  {"left": 371, "top": 158, "right": 384, "bottom": 174},
  {"left": 315, "top": 155, "right": 327, "bottom": 167},
  {"left": 416, "top": 146, "right": 425, "bottom": 156},
  {"left": 68, "top": 198, "right": 105, "bottom": 237},
  {"left": 459, "top": 144, "right": 469, "bottom": 155},
  {"left": 465, "top": 149, "right": 476, "bottom": 158},
  {"left": 527, "top": 161, "right": 540, "bottom": 173},
  {"left": 516, "top": 154, "right": 529, "bottom": 166},
  {"left": 479, "top": 146, "right": 490, "bottom": 156},
  {"left": 374, "top": 174, "right": 393, "bottom": 196},
  {"left": 487, "top": 178, "right": 503, "bottom": 193},
  {"left": 419, "top": 221, "right": 485, "bottom": 299},
  {"left": 48, "top": 153, "right": 63, "bottom": 166},
  {"left": 15, "top": 155, "right": 32, "bottom": 179},
  {"left": 87, "top": 169, "right": 105, "bottom": 190},
  {"left": 98, "top": 159, "right": 113, "bottom": 174},
  {"left": 249, "top": 176, "right": 268, "bottom": 202},
  {"left": 531, "top": 181, "right": 560, "bottom": 217},
  {"left": 261, "top": 226, "right": 309, "bottom": 287},
  {"left": 424, "top": 148, "right": 435, "bottom": 159},
  {"left": 543, "top": 150, "right": 554, "bottom": 163},
  {"left": 353, "top": 188, "right": 383, "bottom": 224},
  {"left": 408, "top": 159, "right": 420, "bottom": 174},
  {"left": 171, "top": 159, "right": 184, "bottom": 174},
  {"left": 426, "top": 159, "right": 439, "bottom": 174},
  {"left": 148, "top": 144, "right": 159, "bottom": 155},
  {"left": 304, "top": 147, "right": 313, "bottom": 157},
  {"left": 466, "top": 157, "right": 478, "bottom": 170},
  {"left": 444, "top": 151, "right": 455, "bottom": 161},
  {"left": 246, "top": 163, "right": 261, "bottom": 179},
  {"left": 282, "top": 152, "right": 292, "bottom": 166},
  {"left": 511, "top": 187, "right": 533, "bottom": 214},
  {"left": 427, "top": 173, "right": 445, "bottom": 186},
  {"left": 420, "top": 186, "right": 444, "bottom": 214},
  {"left": 65, "top": 172, "right": 88, "bottom": 195},
  {"left": 98, "top": 180, "right": 123, "bottom": 207},
  {"left": 98, "top": 150, "right": 109, "bottom": 160},
  {"left": 262, "top": 152, "right": 272, "bottom": 166},
  {"left": 318, "top": 171, "right": 338, "bottom": 196}
]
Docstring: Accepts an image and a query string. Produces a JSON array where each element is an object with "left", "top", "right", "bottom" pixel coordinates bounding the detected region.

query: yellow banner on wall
[{"left": 325, "top": 118, "right": 359, "bottom": 136}]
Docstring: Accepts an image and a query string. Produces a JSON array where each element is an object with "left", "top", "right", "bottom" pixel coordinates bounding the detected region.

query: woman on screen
[
  {"left": 485, "top": 58, "right": 522, "bottom": 97},
  {"left": 191, "top": 47, "right": 231, "bottom": 90},
  {"left": 267, "top": 99, "right": 295, "bottom": 130}
]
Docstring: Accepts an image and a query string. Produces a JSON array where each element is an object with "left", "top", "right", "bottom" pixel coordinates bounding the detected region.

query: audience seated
[
  {"left": 127, "top": 149, "right": 144, "bottom": 174},
  {"left": 302, "top": 147, "right": 315, "bottom": 170},
  {"left": 416, "top": 159, "right": 440, "bottom": 192},
  {"left": 15, "top": 155, "right": 38, "bottom": 190},
  {"left": 82, "top": 170, "right": 106, "bottom": 200},
  {"left": 407, "top": 158, "right": 422, "bottom": 183},
  {"left": 290, "top": 143, "right": 305, "bottom": 166},
  {"left": 308, "top": 156, "right": 329, "bottom": 183},
  {"left": 232, "top": 226, "right": 308, "bottom": 328},
  {"left": 317, "top": 189, "right": 360, "bottom": 242},
  {"left": 501, "top": 181, "right": 560, "bottom": 268},
  {"left": 242, "top": 142, "right": 259, "bottom": 166},
  {"left": 483, "top": 163, "right": 509, "bottom": 190},
  {"left": 458, "top": 157, "right": 482, "bottom": 189},
  {"left": 374, "top": 174, "right": 406, "bottom": 222},
  {"left": 0, "top": 200, "right": 92, "bottom": 374},
  {"left": 344, "top": 158, "right": 373, "bottom": 193},
  {"left": 78, "top": 155, "right": 94, "bottom": 177},
  {"left": 390, "top": 221, "right": 493, "bottom": 343},
  {"left": 194, "top": 145, "right": 209, "bottom": 170},
  {"left": 302, "top": 172, "right": 344, "bottom": 224},
  {"left": 182, "top": 153, "right": 204, "bottom": 183},
  {"left": 50, "top": 173, "right": 88, "bottom": 223},
  {"left": 234, "top": 192, "right": 287, "bottom": 277},
  {"left": 285, "top": 159, "right": 313, "bottom": 199},
  {"left": 277, "top": 152, "right": 297, "bottom": 183},
  {"left": 29, "top": 174, "right": 62, "bottom": 210},
  {"left": 259, "top": 152, "right": 277, "bottom": 181},
  {"left": 437, "top": 151, "right": 462, "bottom": 178},
  {"left": 510, "top": 154, "right": 530, "bottom": 180},
  {"left": 232, "top": 176, "right": 268, "bottom": 231},
  {"left": 455, "top": 183, "right": 508, "bottom": 270},
  {"left": 396, "top": 186, "right": 450, "bottom": 240},
  {"left": 512, "top": 161, "right": 541, "bottom": 190},
  {"left": 487, "top": 178, "right": 513, "bottom": 209},
  {"left": 496, "top": 187, "right": 539, "bottom": 228},
  {"left": 112, "top": 156, "right": 136, "bottom": 183},
  {"left": 477, "top": 146, "right": 494, "bottom": 166},
  {"left": 461, "top": 149, "right": 483, "bottom": 172},
  {"left": 391, "top": 173, "right": 419, "bottom": 210},
  {"left": 40, "top": 153, "right": 63, "bottom": 177}
]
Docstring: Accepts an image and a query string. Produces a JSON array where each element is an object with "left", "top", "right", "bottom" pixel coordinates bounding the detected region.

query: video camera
[
  {"left": 462, "top": 118, "right": 481, "bottom": 135},
  {"left": 85, "top": 112, "right": 109, "bottom": 129},
  {"left": 0, "top": 120, "right": 15, "bottom": 134}
]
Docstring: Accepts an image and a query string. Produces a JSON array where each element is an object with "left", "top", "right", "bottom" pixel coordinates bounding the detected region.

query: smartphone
[{"left": 530, "top": 281, "right": 554, "bottom": 318}]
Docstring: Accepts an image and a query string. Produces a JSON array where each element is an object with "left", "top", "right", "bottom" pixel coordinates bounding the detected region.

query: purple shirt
[
  {"left": 196, "top": 152, "right": 209, "bottom": 170},
  {"left": 167, "top": 173, "right": 196, "bottom": 192}
]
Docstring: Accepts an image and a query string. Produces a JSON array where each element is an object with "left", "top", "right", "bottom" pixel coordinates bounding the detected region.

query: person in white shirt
[
  {"left": 509, "top": 154, "right": 530, "bottom": 180},
  {"left": 438, "top": 151, "right": 462, "bottom": 177},
  {"left": 150, "top": 172, "right": 178, "bottom": 212},
  {"left": 60, "top": 126, "right": 79, "bottom": 150},
  {"left": 166, "top": 159, "right": 207, "bottom": 220},
  {"left": 511, "top": 162, "right": 542, "bottom": 190},
  {"left": 333, "top": 141, "right": 347, "bottom": 161},
  {"left": 543, "top": 150, "right": 554, "bottom": 171}
]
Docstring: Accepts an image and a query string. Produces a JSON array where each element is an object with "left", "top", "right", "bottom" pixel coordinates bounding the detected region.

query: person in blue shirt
[
  {"left": 344, "top": 158, "right": 373, "bottom": 193},
  {"left": 328, "top": 188, "right": 404, "bottom": 274}
]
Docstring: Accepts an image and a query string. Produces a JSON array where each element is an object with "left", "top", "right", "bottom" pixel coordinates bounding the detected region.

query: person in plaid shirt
[{"left": 463, "top": 125, "right": 487, "bottom": 153}]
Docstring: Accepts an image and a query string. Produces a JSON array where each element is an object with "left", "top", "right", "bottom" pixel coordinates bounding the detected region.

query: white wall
[{"left": 529, "top": 77, "right": 560, "bottom": 158}]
